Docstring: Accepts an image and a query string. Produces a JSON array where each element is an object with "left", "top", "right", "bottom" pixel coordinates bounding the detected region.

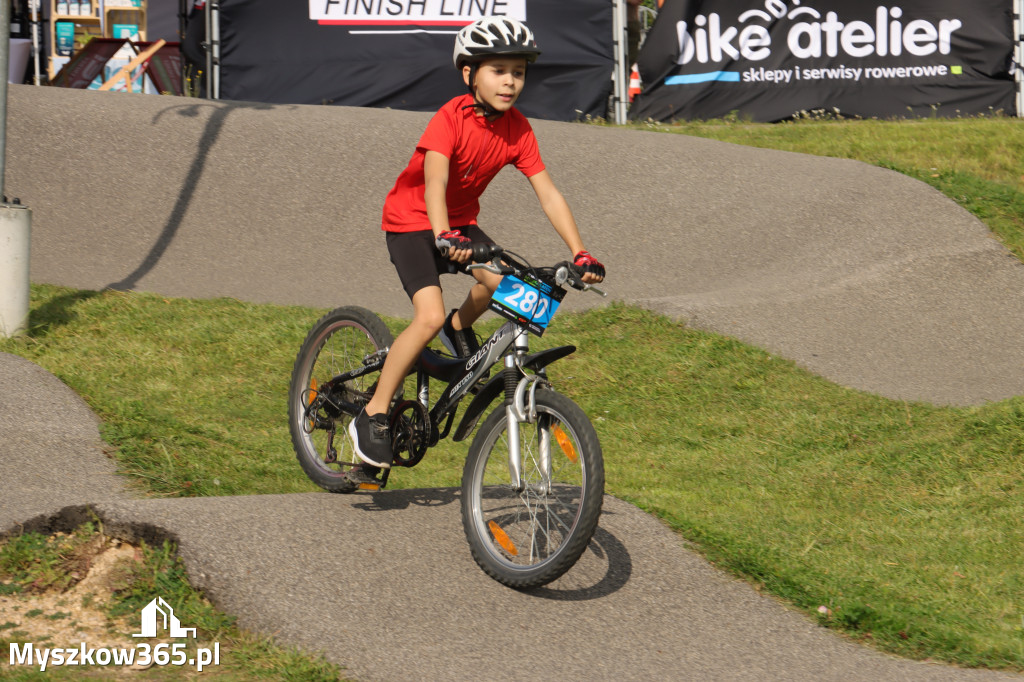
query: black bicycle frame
[
  {"left": 319, "top": 316, "right": 576, "bottom": 446},
  {"left": 316, "top": 320, "right": 519, "bottom": 428},
  {"left": 427, "top": 320, "right": 522, "bottom": 422}
]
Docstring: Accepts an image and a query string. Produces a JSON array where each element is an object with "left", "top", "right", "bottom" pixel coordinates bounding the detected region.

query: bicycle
[{"left": 287, "top": 244, "right": 606, "bottom": 588}]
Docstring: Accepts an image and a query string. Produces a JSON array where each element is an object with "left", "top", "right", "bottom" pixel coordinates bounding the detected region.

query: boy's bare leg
[
  {"left": 453, "top": 268, "right": 502, "bottom": 330},
  {"left": 365, "top": 286, "right": 446, "bottom": 417}
]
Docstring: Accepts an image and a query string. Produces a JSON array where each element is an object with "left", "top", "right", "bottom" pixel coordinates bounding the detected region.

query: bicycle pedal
[{"left": 344, "top": 466, "right": 382, "bottom": 487}]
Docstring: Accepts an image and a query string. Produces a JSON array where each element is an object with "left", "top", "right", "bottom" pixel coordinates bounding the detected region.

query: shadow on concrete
[
  {"left": 105, "top": 101, "right": 274, "bottom": 292},
  {"left": 352, "top": 486, "right": 460, "bottom": 512},
  {"left": 349, "top": 487, "right": 633, "bottom": 601},
  {"left": 527, "top": 524, "right": 633, "bottom": 602}
]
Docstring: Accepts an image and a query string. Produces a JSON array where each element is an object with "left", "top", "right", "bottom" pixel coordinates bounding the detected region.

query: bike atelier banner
[
  {"left": 215, "top": 0, "right": 613, "bottom": 121},
  {"left": 630, "top": 0, "right": 1018, "bottom": 122}
]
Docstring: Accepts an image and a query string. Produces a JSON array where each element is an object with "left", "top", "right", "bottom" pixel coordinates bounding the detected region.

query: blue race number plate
[{"left": 488, "top": 274, "right": 566, "bottom": 336}]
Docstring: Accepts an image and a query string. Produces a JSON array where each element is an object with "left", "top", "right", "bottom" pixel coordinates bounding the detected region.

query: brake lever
[
  {"left": 466, "top": 262, "right": 503, "bottom": 275},
  {"left": 556, "top": 263, "right": 607, "bottom": 296},
  {"left": 467, "top": 255, "right": 512, "bottom": 276}
]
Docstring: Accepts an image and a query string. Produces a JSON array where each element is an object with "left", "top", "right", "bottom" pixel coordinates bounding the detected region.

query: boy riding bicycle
[{"left": 348, "top": 17, "right": 606, "bottom": 479}]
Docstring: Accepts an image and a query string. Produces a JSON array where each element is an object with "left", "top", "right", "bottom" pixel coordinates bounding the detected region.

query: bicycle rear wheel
[
  {"left": 461, "top": 390, "right": 604, "bottom": 589},
  {"left": 288, "top": 306, "right": 393, "bottom": 493}
]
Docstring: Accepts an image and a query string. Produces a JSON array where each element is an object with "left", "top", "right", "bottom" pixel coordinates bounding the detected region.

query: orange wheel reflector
[
  {"left": 358, "top": 483, "right": 380, "bottom": 491},
  {"left": 553, "top": 426, "right": 577, "bottom": 462},
  {"left": 488, "top": 520, "right": 518, "bottom": 556},
  {"left": 304, "top": 379, "right": 319, "bottom": 429}
]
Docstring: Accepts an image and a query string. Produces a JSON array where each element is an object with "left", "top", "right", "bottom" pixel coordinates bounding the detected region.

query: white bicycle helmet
[{"left": 453, "top": 17, "right": 541, "bottom": 70}]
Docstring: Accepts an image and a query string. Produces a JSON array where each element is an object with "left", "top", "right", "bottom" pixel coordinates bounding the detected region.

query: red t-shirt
[{"left": 382, "top": 94, "right": 546, "bottom": 233}]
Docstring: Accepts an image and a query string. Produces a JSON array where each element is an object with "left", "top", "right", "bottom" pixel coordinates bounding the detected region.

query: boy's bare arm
[
  {"left": 425, "top": 150, "right": 472, "bottom": 263},
  {"left": 424, "top": 150, "right": 451, "bottom": 237},
  {"left": 528, "top": 170, "right": 586, "bottom": 255}
]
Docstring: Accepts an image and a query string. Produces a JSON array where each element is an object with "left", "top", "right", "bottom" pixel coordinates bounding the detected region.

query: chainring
[{"left": 389, "top": 400, "right": 431, "bottom": 467}]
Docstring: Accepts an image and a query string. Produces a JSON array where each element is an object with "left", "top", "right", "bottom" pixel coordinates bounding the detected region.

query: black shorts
[{"left": 386, "top": 225, "right": 494, "bottom": 299}]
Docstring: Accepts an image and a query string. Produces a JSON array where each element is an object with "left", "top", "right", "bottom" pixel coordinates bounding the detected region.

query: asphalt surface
[
  {"left": 8, "top": 85, "right": 1024, "bottom": 406},
  {"left": 3, "top": 85, "right": 1024, "bottom": 680}
]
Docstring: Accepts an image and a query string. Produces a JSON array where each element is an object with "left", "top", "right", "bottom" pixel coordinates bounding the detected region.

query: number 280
[{"left": 503, "top": 283, "right": 549, "bottom": 318}]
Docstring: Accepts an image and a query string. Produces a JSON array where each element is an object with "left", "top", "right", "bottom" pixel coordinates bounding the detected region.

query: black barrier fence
[
  {"left": 209, "top": 0, "right": 614, "bottom": 122},
  {"left": 630, "top": 0, "right": 1020, "bottom": 122}
]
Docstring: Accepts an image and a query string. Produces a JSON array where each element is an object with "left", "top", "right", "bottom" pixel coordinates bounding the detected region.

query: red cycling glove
[
  {"left": 573, "top": 250, "right": 605, "bottom": 279},
  {"left": 435, "top": 229, "right": 473, "bottom": 256}
]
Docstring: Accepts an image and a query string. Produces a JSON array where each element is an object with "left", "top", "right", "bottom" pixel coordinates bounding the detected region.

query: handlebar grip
[
  {"left": 566, "top": 263, "right": 587, "bottom": 288},
  {"left": 438, "top": 242, "right": 503, "bottom": 262},
  {"left": 471, "top": 242, "right": 503, "bottom": 263}
]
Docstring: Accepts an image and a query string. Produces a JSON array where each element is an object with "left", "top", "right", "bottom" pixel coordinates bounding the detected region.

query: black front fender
[{"left": 452, "top": 345, "right": 576, "bottom": 442}]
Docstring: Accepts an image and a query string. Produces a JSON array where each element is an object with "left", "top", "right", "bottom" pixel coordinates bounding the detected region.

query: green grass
[{"left": 1, "top": 287, "right": 1022, "bottom": 671}]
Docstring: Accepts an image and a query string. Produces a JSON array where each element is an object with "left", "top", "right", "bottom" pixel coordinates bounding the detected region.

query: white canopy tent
[{"left": 17, "top": 0, "right": 1023, "bottom": 120}]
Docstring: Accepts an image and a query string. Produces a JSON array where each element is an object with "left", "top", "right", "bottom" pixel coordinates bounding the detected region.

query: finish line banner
[
  {"left": 311, "top": 0, "right": 527, "bottom": 25},
  {"left": 217, "top": 0, "right": 612, "bottom": 121},
  {"left": 630, "top": 0, "right": 1017, "bottom": 122}
]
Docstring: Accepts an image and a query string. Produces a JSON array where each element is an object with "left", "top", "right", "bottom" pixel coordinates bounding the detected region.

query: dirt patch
[{"left": 1, "top": 535, "right": 148, "bottom": 664}]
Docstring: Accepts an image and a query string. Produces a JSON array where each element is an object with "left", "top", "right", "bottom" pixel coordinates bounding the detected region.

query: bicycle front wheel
[
  {"left": 461, "top": 390, "right": 604, "bottom": 589},
  {"left": 288, "top": 306, "right": 393, "bottom": 493}
]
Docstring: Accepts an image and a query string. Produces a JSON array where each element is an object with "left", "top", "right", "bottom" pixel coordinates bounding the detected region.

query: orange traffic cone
[{"left": 629, "top": 64, "right": 641, "bottom": 101}]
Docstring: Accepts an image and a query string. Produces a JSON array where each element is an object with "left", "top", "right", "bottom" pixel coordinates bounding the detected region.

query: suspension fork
[
  {"left": 538, "top": 414, "right": 552, "bottom": 494},
  {"left": 503, "top": 329, "right": 554, "bottom": 492}
]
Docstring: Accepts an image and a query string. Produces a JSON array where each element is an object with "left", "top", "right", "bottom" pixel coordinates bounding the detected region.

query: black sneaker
[
  {"left": 439, "top": 309, "right": 480, "bottom": 358},
  {"left": 348, "top": 409, "right": 393, "bottom": 468}
]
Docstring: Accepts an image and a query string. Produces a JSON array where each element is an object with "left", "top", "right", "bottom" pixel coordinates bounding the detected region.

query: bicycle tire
[
  {"left": 288, "top": 306, "right": 393, "bottom": 493},
  {"left": 461, "top": 390, "right": 604, "bottom": 588}
]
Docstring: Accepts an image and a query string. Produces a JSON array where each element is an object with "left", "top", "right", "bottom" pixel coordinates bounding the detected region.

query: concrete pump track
[{"left": 3, "top": 86, "right": 1024, "bottom": 681}]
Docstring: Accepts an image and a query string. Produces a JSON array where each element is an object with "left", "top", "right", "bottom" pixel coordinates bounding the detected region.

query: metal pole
[
  {"left": 1016, "top": 0, "right": 1023, "bottom": 117},
  {"left": 29, "top": 0, "right": 40, "bottom": 84},
  {"left": 179, "top": 0, "right": 187, "bottom": 88},
  {"left": 203, "top": 0, "right": 220, "bottom": 99},
  {"left": 1, "top": 1, "right": 32, "bottom": 338},
  {"left": 211, "top": 0, "right": 219, "bottom": 99},
  {"left": 1, "top": 0, "right": 10, "bottom": 195},
  {"left": 611, "top": 0, "right": 628, "bottom": 124},
  {"left": 0, "top": 202, "right": 31, "bottom": 338},
  {"left": 204, "top": 0, "right": 212, "bottom": 98}
]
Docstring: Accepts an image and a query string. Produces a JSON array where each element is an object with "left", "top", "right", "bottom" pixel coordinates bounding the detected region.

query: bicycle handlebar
[{"left": 463, "top": 243, "right": 607, "bottom": 298}]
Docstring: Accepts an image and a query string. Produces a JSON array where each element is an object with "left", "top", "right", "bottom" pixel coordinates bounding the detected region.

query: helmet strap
[
  {"left": 461, "top": 63, "right": 504, "bottom": 119},
  {"left": 461, "top": 99, "right": 503, "bottom": 119}
]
